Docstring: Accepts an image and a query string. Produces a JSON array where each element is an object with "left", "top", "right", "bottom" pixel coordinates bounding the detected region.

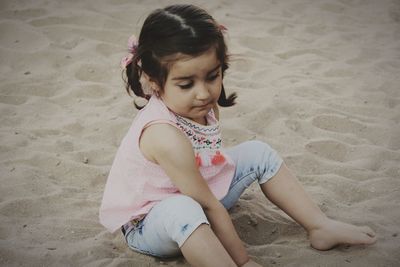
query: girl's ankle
[{"left": 305, "top": 215, "right": 331, "bottom": 233}]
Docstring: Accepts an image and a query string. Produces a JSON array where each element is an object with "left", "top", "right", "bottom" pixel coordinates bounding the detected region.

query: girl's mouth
[{"left": 195, "top": 101, "right": 213, "bottom": 109}]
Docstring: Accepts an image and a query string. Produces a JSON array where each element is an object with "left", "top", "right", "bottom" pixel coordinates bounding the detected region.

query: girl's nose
[{"left": 196, "top": 83, "right": 211, "bottom": 100}]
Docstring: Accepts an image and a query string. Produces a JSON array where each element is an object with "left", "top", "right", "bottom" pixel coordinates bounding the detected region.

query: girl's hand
[
  {"left": 241, "top": 259, "right": 263, "bottom": 267},
  {"left": 212, "top": 103, "right": 220, "bottom": 120}
]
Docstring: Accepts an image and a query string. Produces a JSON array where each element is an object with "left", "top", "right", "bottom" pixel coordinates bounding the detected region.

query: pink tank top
[{"left": 99, "top": 96, "right": 235, "bottom": 232}]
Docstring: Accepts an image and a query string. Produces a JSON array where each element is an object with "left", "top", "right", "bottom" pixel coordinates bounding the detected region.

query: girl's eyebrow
[{"left": 172, "top": 64, "right": 221, "bottom": 80}]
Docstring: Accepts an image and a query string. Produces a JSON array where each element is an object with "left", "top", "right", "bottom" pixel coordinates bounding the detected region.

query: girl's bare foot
[{"left": 308, "top": 218, "right": 377, "bottom": 250}]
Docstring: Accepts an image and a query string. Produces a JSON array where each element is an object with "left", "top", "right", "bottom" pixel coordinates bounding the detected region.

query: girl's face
[{"left": 158, "top": 48, "right": 222, "bottom": 125}]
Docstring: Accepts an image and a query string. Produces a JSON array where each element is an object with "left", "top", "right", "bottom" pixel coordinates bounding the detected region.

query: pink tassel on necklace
[
  {"left": 195, "top": 153, "right": 202, "bottom": 167},
  {"left": 211, "top": 151, "right": 225, "bottom": 165}
]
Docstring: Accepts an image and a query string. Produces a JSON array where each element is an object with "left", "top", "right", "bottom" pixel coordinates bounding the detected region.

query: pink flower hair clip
[
  {"left": 218, "top": 24, "right": 228, "bottom": 33},
  {"left": 120, "top": 35, "right": 138, "bottom": 69}
]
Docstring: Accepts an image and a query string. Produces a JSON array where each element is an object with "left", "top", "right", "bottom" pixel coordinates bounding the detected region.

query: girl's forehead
[{"left": 168, "top": 48, "right": 220, "bottom": 77}]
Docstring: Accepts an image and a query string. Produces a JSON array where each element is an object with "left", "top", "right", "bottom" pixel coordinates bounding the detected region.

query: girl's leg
[
  {"left": 223, "top": 140, "right": 376, "bottom": 250},
  {"left": 180, "top": 224, "right": 237, "bottom": 267},
  {"left": 221, "top": 140, "right": 284, "bottom": 210},
  {"left": 260, "top": 162, "right": 377, "bottom": 250},
  {"left": 125, "top": 195, "right": 236, "bottom": 266}
]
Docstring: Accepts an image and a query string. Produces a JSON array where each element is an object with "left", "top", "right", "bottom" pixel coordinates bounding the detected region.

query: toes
[
  {"left": 360, "top": 230, "right": 377, "bottom": 245},
  {"left": 361, "top": 226, "right": 376, "bottom": 238},
  {"left": 365, "top": 233, "right": 377, "bottom": 244}
]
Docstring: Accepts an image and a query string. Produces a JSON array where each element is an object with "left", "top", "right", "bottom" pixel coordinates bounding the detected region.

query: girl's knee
[
  {"left": 165, "top": 195, "right": 204, "bottom": 214},
  {"left": 239, "top": 140, "right": 283, "bottom": 182},
  {"left": 168, "top": 195, "right": 207, "bottom": 223},
  {"left": 245, "top": 140, "right": 272, "bottom": 152},
  {"left": 241, "top": 140, "right": 277, "bottom": 163}
]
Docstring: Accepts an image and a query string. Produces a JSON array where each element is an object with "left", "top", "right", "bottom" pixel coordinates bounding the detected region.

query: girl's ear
[{"left": 140, "top": 72, "right": 160, "bottom": 95}]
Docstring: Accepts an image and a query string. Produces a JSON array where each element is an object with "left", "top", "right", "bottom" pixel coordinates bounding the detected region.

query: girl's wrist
[{"left": 240, "top": 259, "right": 262, "bottom": 267}]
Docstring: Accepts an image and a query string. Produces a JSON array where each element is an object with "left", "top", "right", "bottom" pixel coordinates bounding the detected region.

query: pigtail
[
  {"left": 218, "top": 85, "right": 237, "bottom": 107},
  {"left": 218, "top": 61, "right": 237, "bottom": 107},
  {"left": 124, "top": 59, "right": 151, "bottom": 110}
]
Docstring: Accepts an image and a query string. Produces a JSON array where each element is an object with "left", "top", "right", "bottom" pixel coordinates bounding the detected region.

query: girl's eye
[
  {"left": 207, "top": 72, "right": 220, "bottom": 81},
  {"left": 177, "top": 72, "right": 220, "bottom": 89},
  {"left": 178, "top": 81, "right": 194, "bottom": 89}
]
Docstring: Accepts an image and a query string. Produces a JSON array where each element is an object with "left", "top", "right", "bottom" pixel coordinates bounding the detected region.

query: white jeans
[{"left": 124, "top": 140, "right": 283, "bottom": 258}]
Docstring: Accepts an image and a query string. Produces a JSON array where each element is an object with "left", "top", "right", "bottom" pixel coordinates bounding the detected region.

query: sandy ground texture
[{"left": 1, "top": 0, "right": 400, "bottom": 266}]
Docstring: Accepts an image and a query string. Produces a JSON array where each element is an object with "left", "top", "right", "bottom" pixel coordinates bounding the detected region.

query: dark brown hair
[{"left": 123, "top": 4, "right": 236, "bottom": 109}]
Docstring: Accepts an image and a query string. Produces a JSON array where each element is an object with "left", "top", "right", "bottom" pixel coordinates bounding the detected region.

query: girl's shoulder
[
  {"left": 135, "top": 96, "right": 184, "bottom": 164},
  {"left": 139, "top": 118, "right": 192, "bottom": 166},
  {"left": 138, "top": 96, "right": 175, "bottom": 120},
  {"left": 133, "top": 96, "right": 178, "bottom": 129}
]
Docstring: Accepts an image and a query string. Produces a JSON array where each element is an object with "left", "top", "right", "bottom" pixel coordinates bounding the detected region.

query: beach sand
[{"left": 1, "top": 0, "right": 399, "bottom": 266}]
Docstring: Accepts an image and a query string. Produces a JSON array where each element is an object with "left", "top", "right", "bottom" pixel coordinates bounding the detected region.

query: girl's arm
[{"left": 140, "top": 123, "right": 249, "bottom": 266}]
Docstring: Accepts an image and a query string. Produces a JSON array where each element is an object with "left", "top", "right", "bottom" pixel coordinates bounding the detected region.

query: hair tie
[
  {"left": 120, "top": 35, "right": 138, "bottom": 69},
  {"left": 218, "top": 24, "right": 227, "bottom": 34}
]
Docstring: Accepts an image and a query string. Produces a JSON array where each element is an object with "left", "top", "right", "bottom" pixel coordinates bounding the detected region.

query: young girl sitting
[{"left": 99, "top": 4, "right": 377, "bottom": 267}]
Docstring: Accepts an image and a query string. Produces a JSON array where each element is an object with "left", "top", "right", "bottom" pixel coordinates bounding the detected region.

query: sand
[{"left": 1, "top": 0, "right": 399, "bottom": 266}]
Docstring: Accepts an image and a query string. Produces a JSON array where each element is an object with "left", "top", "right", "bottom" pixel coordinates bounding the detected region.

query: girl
[{"left": 100, "top": 4, "right": 377, "bottom": 267}]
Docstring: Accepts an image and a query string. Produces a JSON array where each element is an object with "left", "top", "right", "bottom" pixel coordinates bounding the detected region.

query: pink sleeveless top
[{"left": 99, "top": 96, "right": 235, "bottom": 232}]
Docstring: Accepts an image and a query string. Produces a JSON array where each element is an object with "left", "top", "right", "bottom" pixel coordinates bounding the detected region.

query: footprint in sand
[
  {"left": 268, "top": 24, "right": 288, "bottom": 36},
  {"left": 75, "top": 64, "right": 112, "bottom": 83},
  {"left": 96, "top": 43, "right": 120, "bottom": 57},
  {"left": 312, "top": 114, "right": 367, "bottom": 134},
  {"left": 311, "top": 114, "right": 399, "bottom": 149},
  {"left": 323, "top": 68, "right": 354, "bottom": 77},
  {"left": 319, "top": 2, "right": 345, "bottom": 13},
  {"left": 0, "top": 193, "right": 63, "bottom": 219},
  {"left": 1, "top": 8, "right": 48, "bottom": 20},
  {"left": 0, "top": 21, "right": 49, "bottom": 52},
  {"left": 58, "top": 84, "right": 110, "bottom": 101},
  {"left": 230, "top": 58, "right": 256, "bottom": 73},
  {"left": 305, "top": 140, "right": 349, "bottom": 162},
  {"left": 305, "top": 24, "right": 328, "bottom": 35},
  {"left": 0, "top": 95, "right": 29, "bottom": 105},
  {"left": 345, "top": 48, "right": 380, "bottom": 65},
  {"left": 238, "top": 36, "right": 277, "bottom": 53},
  {"left": 234, "top": 214, "right": 299, "bottom": 245},
  {"left": 275, "top": 49, "right": 331, "bottom": 60}
]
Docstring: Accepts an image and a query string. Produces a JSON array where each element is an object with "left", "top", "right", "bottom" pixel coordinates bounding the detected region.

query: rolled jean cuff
[
  {"left": 259, "top": 157, "right": 284, "bottom": 185},
  {"left": 177, "top": 220, "right": 210, "bottom": 248}
]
